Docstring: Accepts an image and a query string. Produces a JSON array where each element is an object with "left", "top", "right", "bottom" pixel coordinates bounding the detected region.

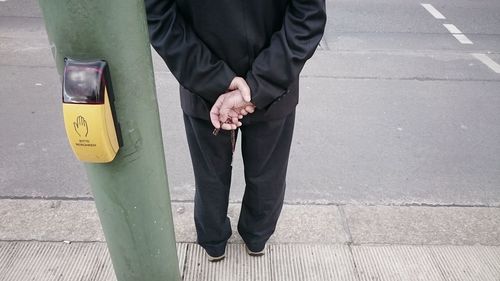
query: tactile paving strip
[
  {"left": 1, "top": 242, "right": 500, "bottom": 281},
  {"left": 430, "top": 245, "right": 500, "bottom": 281},
  {"left": 0, "top": 242, "right": 186, "bottom": 281}
]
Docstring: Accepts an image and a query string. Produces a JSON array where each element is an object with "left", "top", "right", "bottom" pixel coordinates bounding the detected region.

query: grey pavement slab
[
  {"left": 0, "top": 199, "right": 103, "bottom": 241},
  {"left": 0, "top": 16, "right": 46, "bottom": 38},
  {"left": 0, "top": 200, "right": 347, "bottom": 244},
  {"left": 353, "top": 245, "right": 445, "bottom": 281},
  {"left": 352, "top": 245, "right": 500, "bottom": 281},
  {"left": 173, "top": 202, "right": 347, "bottom": 244},
  {"left": 0, "top": 0, "right": 42, "bottom": 18},
  {"left": 0, "top": 241, "right": 186, "bottom": 281},
  {"left": 2, "top": 199, "right": 500, "bottom": 246},
  {"left": 344, "top": 205, "right": 500, "bottom": 245},
  {"left": 1, "top": 242, "right": 500, "bottom": 281},
  {"left": 269, "top": 244, "right": 357, "bottom": 281},
  {"left": 430, "top": 245, "right": 500, "bottom": 281},
  {"left": 269, "top": 204, "right": 347, "bottom": 244}
]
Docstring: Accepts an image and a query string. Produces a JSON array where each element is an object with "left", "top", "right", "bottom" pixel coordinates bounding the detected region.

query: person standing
[{"left": 145, "top": 0, "right": 326, "bottom": 262}]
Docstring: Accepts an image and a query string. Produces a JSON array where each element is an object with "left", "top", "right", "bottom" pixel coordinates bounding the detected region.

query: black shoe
[
  {"left": 207, "top": 252, "right": 226, "bottom": 262},
  {"left": 245, "top": 245, "right": 266, "bottom": 257}
]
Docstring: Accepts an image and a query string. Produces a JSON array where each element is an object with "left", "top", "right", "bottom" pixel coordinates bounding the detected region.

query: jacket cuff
[
  {"left": 246, "top": 71, "right": 287, "bottom": 110},
  {"left": 201, "top": 67, "right": 236, "bottom": 104}
]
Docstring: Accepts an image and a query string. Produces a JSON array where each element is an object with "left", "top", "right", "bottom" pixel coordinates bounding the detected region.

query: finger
[
  {"left": 237, "top": 121, "right": 242, "bottom": 127},
  {"left": 210, "top": 95, "right": 225, "bottom": 128},
  {"left": 230, "top": 77, "right": 251, "bottom": 102},
  {"left": 221, "top": 123, "right": 235, "bottom": 130},
  {"left": 240, "top": 108, "right": 248, "bottom": 116},
  {"left": 226, "top": 109, "right": 240, "bottom": 118},
  {"left": 210, "top": 104, "right": 221, "bottom": 128},
  {"left": 238, "top": 114, "right": 244, "bottom": 119},
  {"left": 218, "top": 109, "right": 230, "bottom": 124},
  {"left": 210, "top": 113, "right": 221, "bottom": 129},
  {"left": 231, "top": 116, "right": 239, "bottom": 125},
  {"left": 237, "top": 80, "right": 251, "bottom": 102},
  {"left": 220, "top": 107, "right": 240, "bottom": 122},
  {"left": 245, "top": 105, "right": 255, "bottom": 113}
]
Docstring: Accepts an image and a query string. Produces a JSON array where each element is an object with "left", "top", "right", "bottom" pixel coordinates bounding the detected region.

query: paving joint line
[
  {"left": 348, "top": 242, "right": 500, "bottom": 247},
  {"left": 0, "top": 64, "right": 56, "bottom": 69},
  {"left": 346, "top": 243, "right": 362, "bottom": 281},
  {"left": 318, "top": 49, "right": 500, "bottom": 55},
  {"left": 181, "top": 243, "right": 190, "bottom": 280},
  {"left": 428, "top": 245, "right": 451, "bottom": 281},
  {"left": 330, "top": 30, "right": 500, "bottom": 36},
  {"left": 0, "top": 15, "right": 43, "bottom": 19},
  {"left": 337, "top": 205, "right": 354, "bottom": 244},
  {"left": 1, "top": 196, "right": 499, "bottom": 208},
  {"left": 2, "top": 240, "right": 500, "bottom": 247},
  {"left": 299, "top": 75, "right": 500, "bottom": 82},
  {"left": 0, "top": 195, "right": 94, "bottom": 201},
  {"left": 2, "top": 65, "right": 500, "bottom": 82},
  {"left": 0, "top": 239, "right": 106, "bottom": 243}
]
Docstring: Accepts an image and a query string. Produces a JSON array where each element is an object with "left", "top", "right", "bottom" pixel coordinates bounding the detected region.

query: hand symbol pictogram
[{"left": 74, "top": 115, "right": 88, "bottom": 137}]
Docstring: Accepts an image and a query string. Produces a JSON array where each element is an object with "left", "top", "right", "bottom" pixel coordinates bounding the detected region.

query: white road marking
[
  {"left": 421, "top": 3, "right": 446, "bottom": 19},
  {"left": 443, "top": 24, "right": 462, "bottom": 34},
  {"left": 452, "top": 34, "right": 473, "bottom": 44},
  {"left": 443, "top": 24, "right": 473, "bottom": 44},
  {"left": 0, "top": 0, "right": 7, "bottom": 2},
  {"left": 472, "top": 53, "right": 500, "bottom": 74}
]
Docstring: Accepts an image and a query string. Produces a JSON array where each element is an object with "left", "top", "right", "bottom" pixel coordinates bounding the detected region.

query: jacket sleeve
[
  {"left": 246, "top": 0, "right": 327, "bottom": 109},
  {"left": 144, "top": 0, "right": 235, "bottom": 103}
]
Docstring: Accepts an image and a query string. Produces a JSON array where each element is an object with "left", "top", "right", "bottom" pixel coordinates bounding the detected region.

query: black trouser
[{"left": 183, "top": 110, "right": 295, "bottom": 257}]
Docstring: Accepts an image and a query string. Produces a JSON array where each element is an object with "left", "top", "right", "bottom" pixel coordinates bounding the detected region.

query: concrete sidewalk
[{"left": 1, "top": 199, "right": 499, "bottom": 280}]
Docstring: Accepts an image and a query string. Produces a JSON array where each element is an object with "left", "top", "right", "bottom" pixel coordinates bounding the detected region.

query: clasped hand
[{"left": 210, "top": 77, "right": 255, "bottom": 130}]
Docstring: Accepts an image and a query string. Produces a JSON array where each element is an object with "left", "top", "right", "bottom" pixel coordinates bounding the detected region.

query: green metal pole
[{"left": 38, "top": 1, "right": 180, "bottom": 280}]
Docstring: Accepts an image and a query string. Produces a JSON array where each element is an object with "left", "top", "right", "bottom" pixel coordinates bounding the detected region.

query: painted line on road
[
  {"left": 443, "top": 24, "right": 474, "bottom": 45},
  {"left": 472, "top": 54, "right": 500, "bottom": 74},
  {"left": 443, "top": 24, "right": 463, "bottom": 34},
  {"left": 421, "top": 3, "right": 446, "bottom": 19},
  {"left": 452, "top": 34, "right": 473, "bottom": 44}
]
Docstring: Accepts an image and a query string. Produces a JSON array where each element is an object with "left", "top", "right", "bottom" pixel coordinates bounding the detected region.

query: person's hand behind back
[{"left": 210, "top": 77, "right": 255, "bottom": 130}]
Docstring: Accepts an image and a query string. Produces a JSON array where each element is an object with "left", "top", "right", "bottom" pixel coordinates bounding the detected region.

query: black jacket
[{"left": 145, "top": 0, "right": 326, "bottom": 122}]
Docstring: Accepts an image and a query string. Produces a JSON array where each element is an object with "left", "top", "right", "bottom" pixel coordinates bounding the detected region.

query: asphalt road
[{"left": 0, "top": 0, "right": 499, "bottom": 206}]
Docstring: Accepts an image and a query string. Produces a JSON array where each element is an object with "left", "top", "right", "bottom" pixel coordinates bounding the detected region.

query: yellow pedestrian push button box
[{"left": 62, "top": 58, "right": 122, "bottom": 163}]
